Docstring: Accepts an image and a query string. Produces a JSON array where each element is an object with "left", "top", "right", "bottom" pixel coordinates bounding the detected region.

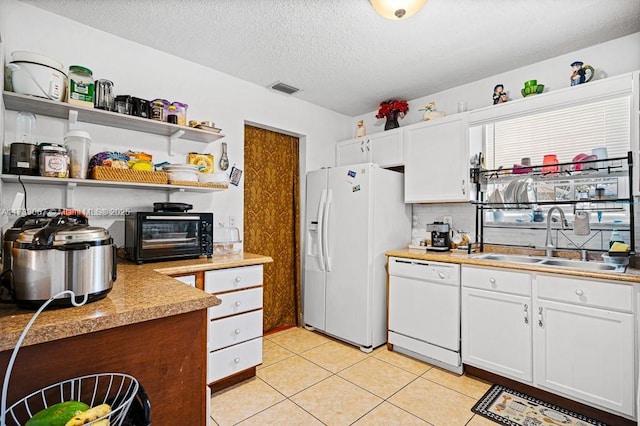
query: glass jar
[
  {"left": 170, "top": 101, "right": 188, "bottom": 126},
  {"left": 67, "top": 65, "right": 94, "bottom": 108},
  {"left": 150, "top": 101, "right": 165, "bottom": 122},
  {"left": 150, "top": 98, "right": 169, "bottom": 121},
  {"left": 39, "top": 143, "right": 69, "bottom": 178}
]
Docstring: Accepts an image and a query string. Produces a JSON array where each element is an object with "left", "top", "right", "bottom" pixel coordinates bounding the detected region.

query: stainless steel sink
[
  {"left": 539, "top": 258, "right": 625, "bottom": 272},
  {"left": 471, "top": 253, "right": 545, "bottom": 264},
  {"left": 471, "top": 253, "right": 626, "bottom": 273}
]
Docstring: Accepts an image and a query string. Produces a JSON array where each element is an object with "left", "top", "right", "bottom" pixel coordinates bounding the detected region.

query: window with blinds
[{"left": 485, "top": 97, "right": 631, "bottom": 169}]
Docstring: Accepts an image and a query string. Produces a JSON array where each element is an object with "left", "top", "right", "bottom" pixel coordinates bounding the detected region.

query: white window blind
[{"left": 485, "top": 97, "right": 631, "bottom": 169}]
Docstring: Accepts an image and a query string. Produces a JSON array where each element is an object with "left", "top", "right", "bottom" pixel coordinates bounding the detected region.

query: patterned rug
[{"left": 472, "top": 384, "right": 607, "bottom": 426}]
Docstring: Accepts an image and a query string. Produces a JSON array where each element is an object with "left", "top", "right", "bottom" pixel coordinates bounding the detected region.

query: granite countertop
[
  {"left": 386, "top": 248, "right": 640, "bottom": 283},
  {"left": 0, "top": 252, "right": 273, "bottom": 352}
]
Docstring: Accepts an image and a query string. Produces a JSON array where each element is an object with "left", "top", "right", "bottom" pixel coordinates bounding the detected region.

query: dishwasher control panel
[{"left": 389, "top": 257, "right": 460, "bottom": 285}]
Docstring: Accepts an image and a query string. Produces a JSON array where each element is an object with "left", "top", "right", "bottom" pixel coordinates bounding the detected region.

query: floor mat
[{"left": 472, "top": 384, "right": 607, "bottom": 426}]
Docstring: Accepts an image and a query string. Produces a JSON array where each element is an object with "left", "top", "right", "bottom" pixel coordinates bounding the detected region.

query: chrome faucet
[{"left": 544, "top": 207, "right": 567, "bottom": 257}]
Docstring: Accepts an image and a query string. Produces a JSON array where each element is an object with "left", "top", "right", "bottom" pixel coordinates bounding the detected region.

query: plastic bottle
[
  {"left": 64, "top": 130, "right": 92, "bottom": 179},
  {"left": 609, "top": 229, "right": 625, "bottom": 248},
  {"left": 167, "top": 105, "right": 178, "bottom": 124},
  {"left": 67, "top": 65, "right": 94, "bottom": 108}
]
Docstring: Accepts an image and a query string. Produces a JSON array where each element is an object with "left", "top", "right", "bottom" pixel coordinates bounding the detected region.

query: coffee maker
[{"left": 427, "top": 222, "right": 451, "bottom": 251}]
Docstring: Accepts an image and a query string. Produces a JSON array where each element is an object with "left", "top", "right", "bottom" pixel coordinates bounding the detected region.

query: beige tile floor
[{"left": 210, "top": 327, "right": 496, "bottom": 426}]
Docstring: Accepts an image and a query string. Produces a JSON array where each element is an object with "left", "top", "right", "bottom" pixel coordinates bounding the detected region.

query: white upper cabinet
[
  {"left": 403, "top": 113, "right": 469, "bottom": 203},
  {"left": 336, "top": 128, "right": 403, "bottom": 168}
]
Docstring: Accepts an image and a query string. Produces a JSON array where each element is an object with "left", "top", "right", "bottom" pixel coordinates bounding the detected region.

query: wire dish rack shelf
[{"left": 468, "top": 151, "right": 635, "bottom": 254}]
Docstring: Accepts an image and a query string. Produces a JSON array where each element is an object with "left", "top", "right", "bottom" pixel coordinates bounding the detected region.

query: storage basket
[
  {"left": 91, "top": 166, "right": 168, "bottom": 184},
  {"left": 3, "top": 373, "right": 139, "bottom": 425}
]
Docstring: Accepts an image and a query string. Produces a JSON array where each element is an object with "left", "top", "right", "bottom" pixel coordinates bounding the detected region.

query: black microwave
[{"left": 124, "top": 211, "right": 213, "bottom": 264}]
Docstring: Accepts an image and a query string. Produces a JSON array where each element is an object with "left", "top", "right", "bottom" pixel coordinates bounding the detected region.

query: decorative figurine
[
  {"left": 570, "top": 61, "right": 594, "bottom": 86},
  {"left": 419, "top": 102, "right": 446, "bottom": 121},
  {"left": 356, "top": 120, "right": 366, "bottom": 137},
  {"left": 493, "top": 84, "right": 508, "bottom": 104}
]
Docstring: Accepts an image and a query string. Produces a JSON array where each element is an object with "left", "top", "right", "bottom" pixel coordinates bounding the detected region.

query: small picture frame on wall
[{"left": 229, "top": 166, "right": 243, "bottom": 186}]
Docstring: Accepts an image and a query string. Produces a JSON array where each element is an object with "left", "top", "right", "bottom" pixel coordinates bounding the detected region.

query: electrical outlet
[
  {"left": 443, "top": 215, "right": 453, "bottom": 227},
  {"left": 229, "top": 216, "right": 236, "bottom": 227}
]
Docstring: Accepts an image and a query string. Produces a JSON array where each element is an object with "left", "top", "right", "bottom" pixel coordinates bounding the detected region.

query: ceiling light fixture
[{"left": 370, "top": 0, "right": 428, "bottom": 20}]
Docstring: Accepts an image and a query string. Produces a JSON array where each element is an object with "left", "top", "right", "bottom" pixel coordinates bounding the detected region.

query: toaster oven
[{"left": 124, "top": 211, "right": 213, "bottom": 263}]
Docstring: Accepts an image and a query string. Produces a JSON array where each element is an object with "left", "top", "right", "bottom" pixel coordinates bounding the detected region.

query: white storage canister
[
  {"left": 67, "top": 65, "right": 94, "bottom": 108},
  {"left": 64, "top": 130, "right": 92, "bottom": 179}
]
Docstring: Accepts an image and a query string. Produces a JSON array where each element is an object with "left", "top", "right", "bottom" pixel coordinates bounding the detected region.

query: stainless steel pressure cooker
[{"left": 11, "top": 214, "right": 117, "bottom": 308}]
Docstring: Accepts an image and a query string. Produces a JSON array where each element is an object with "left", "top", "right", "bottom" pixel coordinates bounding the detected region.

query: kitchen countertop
[
  {"left": 0, "top": 252, "right": 273, "bottom": 352},
  {"left": 386, "top": 248, "right": 640, "bottom": 283}
]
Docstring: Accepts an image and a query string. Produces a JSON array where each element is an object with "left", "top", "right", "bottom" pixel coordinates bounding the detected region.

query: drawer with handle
[
  {"left": 462, "top": 265, "right": 531, "bottom": 296},
  {"left": 537, "top": 274, "right": 633, "bottom": 312},
  {"left": 208, "top": 337, "right": 262, "bottom": 383},
  {"left": 209, "top": 309, "right": 263, "bottom": 350},
  {"left": 209, "top": 287, "right": 263, "bottom": 320},
  {"left": 205, "top": 265, "right": 263, "bottom": 293}
]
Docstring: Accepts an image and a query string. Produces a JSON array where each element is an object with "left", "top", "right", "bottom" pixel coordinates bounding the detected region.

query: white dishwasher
[{"left": 388, "top": 256, "right": 462, "bottom": 374}]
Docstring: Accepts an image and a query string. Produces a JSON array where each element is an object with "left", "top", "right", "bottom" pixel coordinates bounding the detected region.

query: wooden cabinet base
[
  {"left": 464, "top": 365, "right": 635, "bottom": 426},
  {"left": 208, "top": 367, "right": 257, "bottom": 394},
  {"left": 0, "top": 310, "right": 209, "bottom": 426}
]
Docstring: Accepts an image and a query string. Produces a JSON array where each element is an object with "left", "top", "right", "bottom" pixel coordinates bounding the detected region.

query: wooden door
[{"left": 244, "top": 125, "right": 300, "bottom": 332}]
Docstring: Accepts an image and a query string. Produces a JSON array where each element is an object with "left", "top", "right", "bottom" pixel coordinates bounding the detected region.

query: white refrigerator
[{"left": 304, "top": 163, "right": 411, "bottom": 351}]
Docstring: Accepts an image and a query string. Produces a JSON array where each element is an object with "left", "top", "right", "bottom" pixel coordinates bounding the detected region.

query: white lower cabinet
[
  {"left": 461, "top": 266, "right": 532, "bottom": 382},
  {"left": 462, "top": 266, "right": 636, "bottom": 418},
  {"left": 205, "top": 265, "right": 264, "bottom": 386},
  {"left": 534, "top": 274, "right": 635, "bottom": 417}
]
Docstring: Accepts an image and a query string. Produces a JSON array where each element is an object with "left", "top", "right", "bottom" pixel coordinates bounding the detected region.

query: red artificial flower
[{"left": 375, "top": 99, "right": 409, "bottom": 119}]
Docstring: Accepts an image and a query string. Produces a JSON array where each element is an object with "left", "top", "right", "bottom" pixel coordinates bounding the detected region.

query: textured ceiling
[{"left": 20, "top": 0, "right": 640, "bottom": 116}]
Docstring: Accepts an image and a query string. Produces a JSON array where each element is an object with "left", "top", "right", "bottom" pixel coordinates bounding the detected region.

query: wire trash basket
[
  {"left": 3, "top": 373, "right": 139, "bottom": 425},
  {"left": 1, "top": 291, "right": 145, "bottom": 425}
]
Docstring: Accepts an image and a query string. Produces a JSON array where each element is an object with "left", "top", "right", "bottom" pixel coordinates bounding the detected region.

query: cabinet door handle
[
  {"left": 575, "top": 289, "right": 584, "bottom": 296},
  {"left": 234, "top": 328, "right": 241, "bottom": 335},
  {"left": 489, "top": 278, "right": 496, "bottom": 284},
  {"left": 538, "top": 306, "right": 544, "bottom": 327},
  {"left": 461, "top": 179, "right": 466, "bottom": 195},
  {"left": 234, "top": 276, "right": 242, "bottom": 283},
  {"left": 361, "top": 141, "right": 365, "bottom": 153},
  {"left": 438, "top": 271, "right": 446, "bottom": 279},
  {"left": 234, "top": 300, "right": 242, "bottom": 307},
  {"left": 523, "top": 304, "right": 529, "bottom": 325},
  {"left": 366, "top": 140, "right": 370, "bottom": 152},
  {"left": 234, "top": 357, "right": 241, "bottom": 364}
]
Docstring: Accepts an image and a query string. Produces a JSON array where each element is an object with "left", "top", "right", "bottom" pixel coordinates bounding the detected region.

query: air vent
[{"left": 270, "top": 81, "right": 299, "bottom": 95}]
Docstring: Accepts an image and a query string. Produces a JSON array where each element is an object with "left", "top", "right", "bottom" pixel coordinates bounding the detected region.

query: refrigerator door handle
[
  {"left": 317, "top": 189, "right": 327, "bottom": 271},
  {"left": 323, "top": 189, "right": 333, "bottom": 271}
]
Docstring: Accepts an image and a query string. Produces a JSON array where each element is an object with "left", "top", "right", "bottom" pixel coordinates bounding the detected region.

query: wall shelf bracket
[
  {"left": 168, "top": 130, "right": 185, "bottom": 156},
  {"left": 68, "top": 109, "right": 79, "bottom": 130},
  {"left": 65, "top": 182, "right": 78, "bottom": 207}
]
